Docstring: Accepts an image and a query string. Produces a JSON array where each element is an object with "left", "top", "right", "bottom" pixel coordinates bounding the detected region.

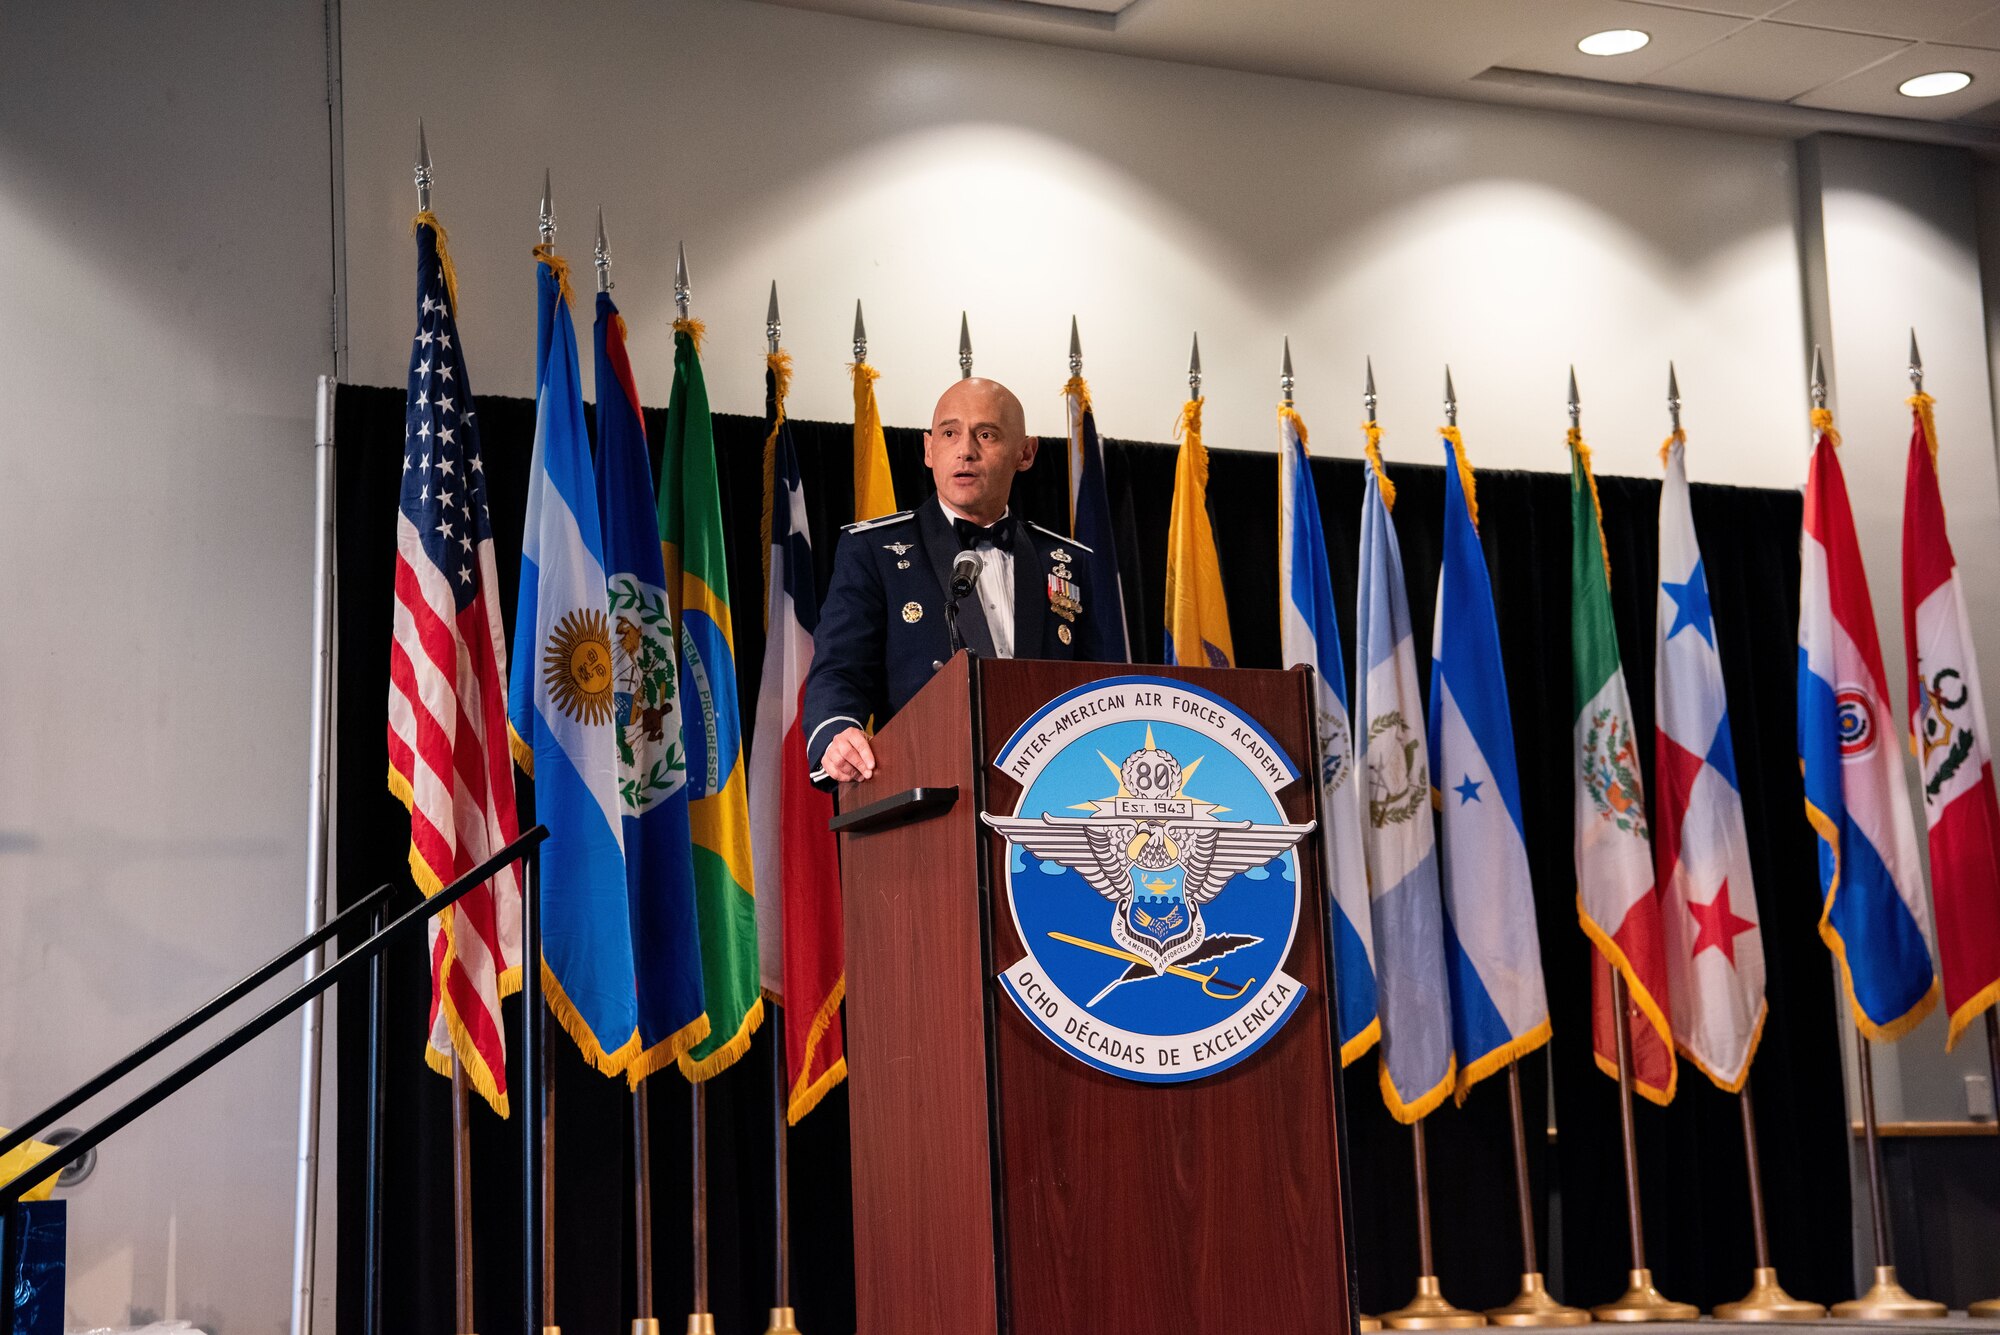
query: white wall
[
  {"left": 340, "top": 0, "right": 1809, "bottom": 487},
  {"left": 0, "top": 3, "right": 333, "bottom": 1332}
]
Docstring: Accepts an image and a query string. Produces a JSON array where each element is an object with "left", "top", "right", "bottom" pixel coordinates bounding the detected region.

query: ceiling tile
[
  {"left": 1643, "top": 20, "right": 1909, "bottom": 97},
  {"left": 1626, "top": 0, "right": 1789, "bottom": 16},
  {"left": 1936, "top": 5, "right": 2000, "bottom": 46},
  {"left": 1767, "top": 0, "right": 2000, "bottom": 40},
  {"left": 1792, "top": 39, "right": 2000, "bottom": 114},
  {"left": 1503, "top": 1, "right": 1751, "bottom": 82}
]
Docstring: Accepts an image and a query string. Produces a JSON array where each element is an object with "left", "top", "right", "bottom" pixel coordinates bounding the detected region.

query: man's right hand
[{"left": 820, "top": 725, "right": 877, "bottom": 784}]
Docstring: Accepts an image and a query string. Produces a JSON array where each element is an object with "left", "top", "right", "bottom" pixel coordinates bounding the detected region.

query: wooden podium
[{"left": 832, "top": 653, "right": 1358, "bottom": 1335}]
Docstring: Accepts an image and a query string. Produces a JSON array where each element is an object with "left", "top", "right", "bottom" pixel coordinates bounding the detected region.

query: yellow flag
[
  {"left": 0, "top": 1130, "right": 61, "bottom": 1203},
  {"left": 1164, "top": 397, "right": 1234, "bottom": 667},
  {"left": 852, "top": 362, "right": 898, "bottom": 521}
]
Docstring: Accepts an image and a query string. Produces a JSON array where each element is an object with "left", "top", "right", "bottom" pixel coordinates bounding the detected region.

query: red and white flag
[
  {"left": 387, "top": 216, "right": 522, "bottom": 1113},
  {"left": 1655, "top": 433, "right": 1765, "bottom": 1090},
  {"left": 1902, "top": 394, "right": 2000, "bottom": 1049},
  {"left": 750, "top": 357, "right": 848, "bottom": 1122}
]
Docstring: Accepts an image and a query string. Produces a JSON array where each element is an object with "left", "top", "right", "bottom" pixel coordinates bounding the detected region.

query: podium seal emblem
[{"left": 983, "top": 675, "right": 1315, "bottom": 1082}]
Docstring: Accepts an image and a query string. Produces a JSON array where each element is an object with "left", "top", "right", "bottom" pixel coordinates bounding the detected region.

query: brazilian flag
[{"left": 659, "top": 319, "right": 764, "bottom": 1077}]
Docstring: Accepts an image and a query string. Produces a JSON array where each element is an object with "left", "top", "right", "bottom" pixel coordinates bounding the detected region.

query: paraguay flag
[
  {"left": 751, "top": 352, "right": 848, "bottom": 1121},
  {"left": 1430, "top": 429, "right": 1550, "bottom": 1098},
  {"left": 509, "top": 250, "right": 638, "bottom": 1074},
  {"left": 592, "top": 291, "right": 709, "bottom": 1083},
  {"left": 1277, "top": 405, "right": 1377, "bottom": 1065},
  {"left": 1064, "top": 373, "right": 1130, "bottom": 662},
  {"left": 1355, "top": 443, "right": 1455, "bottom": 1121},
  {"left": 1900, "top": 395, "right": 1996, "bottom": 1048},
  {"left": 1801, "top": 416, "right": 1937, "bottom": 1039},
  {"left": 661, "top": 319, "right": 765, "bottom": 1078},
  {"left": 1655, "top": 432, "right": 1765, "bottom": 1091}
]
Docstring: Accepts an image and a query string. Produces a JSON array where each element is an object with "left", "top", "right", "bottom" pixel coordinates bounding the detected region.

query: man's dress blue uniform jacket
[{"left": 803, "top": 495, "right": 1121, "bottom": 777}]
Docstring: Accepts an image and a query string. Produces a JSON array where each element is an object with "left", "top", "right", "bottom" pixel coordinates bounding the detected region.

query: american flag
[{"left": 386, "top": 218, "right": 522, "bottom": 1115}]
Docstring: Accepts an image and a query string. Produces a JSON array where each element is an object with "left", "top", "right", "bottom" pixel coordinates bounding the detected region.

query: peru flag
[
  {"left": 1800, "top": 420, "right": 1937, "bottom": 1040},
  {"left": 1902, "top": 396, "right": 2000, "bottom": 1050},
  {"left": 1655, "top": 435, "right": 1765, "bottom": 1091},
  {"left": 750, "top": 356, "right": 847, "bottom": 1121}
]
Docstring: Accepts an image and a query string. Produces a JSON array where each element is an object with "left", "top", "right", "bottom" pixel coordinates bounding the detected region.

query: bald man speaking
[{"left": 804, "top": 377, "right": 1121, "bottom": 785}]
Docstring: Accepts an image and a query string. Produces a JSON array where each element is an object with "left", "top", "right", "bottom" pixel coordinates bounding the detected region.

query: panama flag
[
  {"left": 1570, "top": 432, "right": 1676, "bottom": 1104},
  {"left": 1355, "top": 445, "right": 1455, "bottom": 1121},
  {"left": 1064, "top": 371, "right": 1131, "bottom": 662},
  {"left": 592, "top": 292, "right": 710, "bottom": 1084},
  {"left": 1655, "top": 433, "right": 1765, "bottom": 1090},
  {"left": 508, "top": 252, "right": 638, "bottom": 1074},
  {"left": 1900, "top": 396, "right": 1998, "bottom": 1048},
  {"left": 1430, "top": 429, "right": 1550, "bottom": 1098},
  {"left": 1277, "top": 405, "right": 1378, "bottom": 1065},
  {"left": 1801, "top": 417, "right": 1937, "bottom": 1039},
  {"left": 751, "top": 352, "right": 849, "bottom": 1121}
]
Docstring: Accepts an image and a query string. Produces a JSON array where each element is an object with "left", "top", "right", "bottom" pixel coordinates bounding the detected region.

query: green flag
[{"left": 660, "top": 319, "right": 763, "bottom": 1078}]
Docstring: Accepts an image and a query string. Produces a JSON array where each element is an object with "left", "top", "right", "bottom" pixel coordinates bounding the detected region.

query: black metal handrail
[
  {"left": 0, "top": 826, "right": 546, "bottom": 1210},
  {"left": 0, "top": 881, "right": 397, "bottom": 1164}
]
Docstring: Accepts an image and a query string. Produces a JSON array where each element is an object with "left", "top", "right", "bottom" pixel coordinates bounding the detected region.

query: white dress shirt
[{"left": 938, "top": 496, "right": 1015, "bottom": 658}]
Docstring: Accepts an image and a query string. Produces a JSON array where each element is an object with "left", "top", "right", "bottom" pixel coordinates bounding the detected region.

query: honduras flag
[
  {"left": 507, "top": 253, "right": 639, "bottom": 1074},
  {"left": 1801, "top": 419, "right": 1938, "bottom": 1039},
  {"left": 1277, "top": 406, "right": 1377, "bottom": 1065},
  {"left": 1355, "top": 443, "right": 1455, "bottom": 1122},
  {"left": 593, "top": 292, "right": 710, "bottom": 1083},
  {"left": 1429, "top": 430, "right": 1549, "bottom": 1099}
]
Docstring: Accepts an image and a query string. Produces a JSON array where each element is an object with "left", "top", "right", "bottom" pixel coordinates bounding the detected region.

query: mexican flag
[{"left": 1570, "top": 432, "right": 1677, "bottom": 1105}]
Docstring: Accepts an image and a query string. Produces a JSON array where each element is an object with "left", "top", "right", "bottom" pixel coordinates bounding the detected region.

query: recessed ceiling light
[
  {"left": 1577, "top": 29, "right": 1651, "bottom": 56},
  {"left": 1898, "top": 70, "right": 1972, "bottom": 98}
]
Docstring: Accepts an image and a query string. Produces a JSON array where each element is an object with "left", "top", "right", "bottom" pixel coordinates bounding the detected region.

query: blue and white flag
[
  {"left": 1276, "top": 406, "right": 1377, "bottom": 1065},
  {"left": 1429, "top": 430, "right": 1550, "bottom": 1099},
  {"left": 1355, "top": 443, "right": 1454, "bottom": 1122},
  {"left": 508, "top": 253, "right": 638, "bottom": 1074},
  {"left": 1065, "top": 374, "right": 1131, "bottom": 663}
]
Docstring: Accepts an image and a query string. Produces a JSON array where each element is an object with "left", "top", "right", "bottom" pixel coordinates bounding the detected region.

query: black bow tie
[{"left": 952, "top": 516, "right": 1014, "bottom": 552}]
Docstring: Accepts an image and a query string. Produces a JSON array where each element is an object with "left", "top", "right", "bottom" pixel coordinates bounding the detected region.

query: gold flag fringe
[
  {"left": 1569, "top": 427, "right": 1613, "bottom": 589},
  {"left": 1279, "top": 404, "right": 1310, "bottom": 454},
  {"left": 1810, "top": 405, "right": 1841, "bottom": 449},
  {"left": 1909, "top": 392, "right": 1939, "bottom": 467},
  {"left": 761, "top": 349, "right": 793, "bottom": 623},
  {"left": 531, "top": 242, "right": 574, "bottom": 308},
  {"left": 1440, "top": 424, "right": 1477, "bottom": 530},
  {"left": 1361, "top": 420, "right": 1395, "bottom": 511},
  {"left": 411, "top": 211, "right": 462, "bottom": 316},
  {"left": 673, "top": 316, "right": 706, "bottom": 355},
  {"left": 1061, "top": 373, "right": 1093, "bottom": 417},
  {"left": 1659, "top": 426, "right": 1685, "bottom": 468}
]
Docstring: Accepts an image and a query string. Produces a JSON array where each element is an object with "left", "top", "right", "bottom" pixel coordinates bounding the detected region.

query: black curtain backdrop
[{"left": 333, "top": 380, "right": 1852, "bottom": 1334}]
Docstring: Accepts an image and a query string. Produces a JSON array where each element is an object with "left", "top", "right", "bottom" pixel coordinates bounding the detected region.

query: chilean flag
[
  {"left": 1902, "top": 397, "right": 2000, "bottom": 1049},
  {"left": 749, "top": 357, "right": 848, "bottom": 1121},
  {"left": 1800, "top": 422, "right": 1937, "bottom": 1040}
]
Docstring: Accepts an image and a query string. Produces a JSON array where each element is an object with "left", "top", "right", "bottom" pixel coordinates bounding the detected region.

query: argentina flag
[
  {"left": 1355, "top": 444, "right": 1455, "bottom": 1121},
  {"left": 1429, "top": 430, "right": 1550, "bottom": 1099},
  {"left": 507, "top": 252, "right": 639, "bottom": 1073},
  {"left": 1276, "top": 405, "right": 1377, "bottom": 1065}
]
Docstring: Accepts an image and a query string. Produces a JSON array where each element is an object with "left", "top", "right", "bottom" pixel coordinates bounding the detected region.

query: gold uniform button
[{"left": 902, "top": 601, "right": 924, "bottom": 624}]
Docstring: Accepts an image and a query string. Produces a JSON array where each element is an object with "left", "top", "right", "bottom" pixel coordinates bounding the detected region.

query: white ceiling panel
[
  {"left": 1644, "top": 19, "right": 1909, "bottom": 97},
  {"left": 1767, "top": 0, "right": 2000, "bottom": 40},
  {"left": 1503, "top": 2, "right": 1750, "bottom": 83},
  {"left": 1626, "top": 0, "right": 1788, "bottom": 15},
  {"left": 1937, "top": 5, "right": 2000, "bottom": 47},
  {"left": 1793, "top": 39, "right": 2000, "bottom": 113}
]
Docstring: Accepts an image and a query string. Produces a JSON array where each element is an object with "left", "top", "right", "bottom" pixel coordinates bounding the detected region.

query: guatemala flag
[
  {"left": 507, "top": 253, "right": 638, "bottom": 1074},
  {"left": 1355, "top": 444, "right": 1455, "bottom": 1122},
  {"left": 1276, "top": 405, "right": 1377, "bottom": 1065},
  {"left": 1801, "top": 417, "right": 1938, "bottom": 1039},
  {"left": 593, "top": 291, "right": 710, "bottom": 1084},
  {"left": 1429, "top": 429, "right": 1550, "bottom": 1099}
]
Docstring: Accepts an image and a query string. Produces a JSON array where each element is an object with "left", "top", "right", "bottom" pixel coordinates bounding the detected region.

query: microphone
[{"left": 946, "top": 549, "right": 981, "bottom": 657}]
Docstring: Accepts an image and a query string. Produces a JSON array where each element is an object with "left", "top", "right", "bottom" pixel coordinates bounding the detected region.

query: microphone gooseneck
[{"left": 946, "top": 549, "right": 981, "bottom": 657}]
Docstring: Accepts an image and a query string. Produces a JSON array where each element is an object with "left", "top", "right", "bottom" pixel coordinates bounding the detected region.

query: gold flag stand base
[
  {"left": 1383, "top": 1275, "right": 1488, "bottom": 1329},
  {"left": 1590, "top": 1269, "right": 1698, "bottom": 1322},
  {"left": 763, "top": 1306, "right": 802, "bottom": 1335},
  {"left": 685, "top": 1316, "right": 716, "bottom": 1335},
  {"left": 1968, "top": 1297, "right": 2000, "bottom": 1318},
  {"left": 1712, "top": 1268, "right": 1826, "bottom": 1322},
  {"left": 630, "top": 1322, "right": 661, "bottom": 1335},
  {"left": 1830, "top": 1266, "right": 1946, "bottom": 1320},
  {"left": 1360, "top": 1315, "right": 1385, "bottom": 1331},
  {"left": 1487, "top": 1272, "right": 1590, "bottom": 1326}
]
